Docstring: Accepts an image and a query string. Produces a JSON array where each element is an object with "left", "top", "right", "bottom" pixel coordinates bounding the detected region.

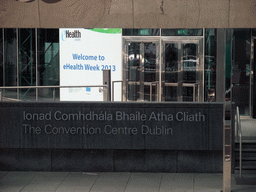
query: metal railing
[
  {"left": 164, "top": 83, "right": 199, "bottom": 102},
  {"left": 144, "top": 82, "right": 159, "bottom": 101},
  {"left": 125, "top": 81, "right": 159, "bottom": 102},
  {"left": 235, "top": 106, "right": 242, "bottom": 177},
  {"left": 0, "top": 85, "right": 109, "bottom": 101}
]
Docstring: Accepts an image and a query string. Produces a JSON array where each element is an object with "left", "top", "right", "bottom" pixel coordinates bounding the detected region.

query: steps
[{"left": 235, "top": 139, "right": 256, "bottom": 171}]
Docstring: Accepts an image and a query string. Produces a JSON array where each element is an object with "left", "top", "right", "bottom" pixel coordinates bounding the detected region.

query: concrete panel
[
  {"left": 177, "top": 150, "right": 222, "bottom": 173},
  {"left": 230, "top": 0, "right": 256, "bottom": 28},
  {"left": 195, "top": 0, "right": 229, "bottom": 28},
  {"left": 0, "top": 148, "right": 51, "bottom": 171},
  {"left": 51, "top": 149, "right": 113, "bottom": 172},
  {"left": 144, "top": 150, "right": 177, "bottom": 172},
  {"left": 0, "top": 0, "right": 39, "bottom": 28},
  {"left": 114, "top": 150, "right": 177, "bottom": 172},
  {"left": 38, "top": 0, "right": 107, "bottom": 28},
  {"left": 114, "top": 150, "right": 146, "bottom": 172},
  {"left": 95, "top": 0, "right": 133, "bottom": 28},
  {"left": 134, "top": 0, "right": 229, "bottom": 28}
]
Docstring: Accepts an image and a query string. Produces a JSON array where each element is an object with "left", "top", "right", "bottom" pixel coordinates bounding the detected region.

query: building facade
[{"left": 0, "top": 28, "right": 255, "bottom": 118}]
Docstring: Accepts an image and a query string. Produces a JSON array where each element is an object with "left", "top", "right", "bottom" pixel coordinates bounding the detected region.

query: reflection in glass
[
  {"left": 123, "top": 29, "right": 160, "bottom": 36},
  {"left": 164, "top": 43, "right": 178, "bottom": 101},
  {"left": 126, "top": 42, "right": 158, "bottom": 101},
  {"left": 183, "top": 43, "right": 197, "bottom": 83},
  {"left": 38, "top": 29, "right": 59, "bottom": 101},
  {"left": 5, "top": 29, "right": 17, "bottom": 87},
  {"left": 144, "top": 43, "right": 157, "bottom": 101},
  {"left": 205, "top": 29, "right": 217, "bottom": 101},
  {"left": 18, "top": 28, "right": 36, "bottom": 100},
  {"left": 161, "top": 29, "right": 203, "bottom": 36},
  {"left": 144, "top": 43, "right": 156, "bottom": 82},
  {"left": 182, "top": 43, "right": 197, "bottom": 102},
  {"left": 4, "top": 29, "right": 17, "bottom": 99},
  {"left": 128, "top": 42, "right": 140, "bottom": 82},
  {"left": 232, "top": 29, "right": 251, "bottom": 115},
  {"left": 128, "top": 42, "right": 140, "bottom": 101}
]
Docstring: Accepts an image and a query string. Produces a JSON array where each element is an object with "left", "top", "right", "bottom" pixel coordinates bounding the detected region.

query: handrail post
[
  {"left": 150, "top": 83, "right": 152, "bottom": 102},
  {"left": 103, "top": 70, "right": 111, "bottom": 101},
  {"left": 0, "top": 89, "right": 2, "bottom": 101},
  {"left": 112, "top": 81, "right": 114, "bottom": 101},
  {"left": 223, "top": 101, "right": 232, "bottom": 192},
  {"left": 236, "top": 106, "right": 242, "bottom": 178},
  {"left": 53, "top": 88, "right": 55, "bottom": 101},
  {"left": 193, "top": 84, "right": 195, "bottom": 102},
  {"left": 239, "top": 131, "right": 242, "bottom": 178}
]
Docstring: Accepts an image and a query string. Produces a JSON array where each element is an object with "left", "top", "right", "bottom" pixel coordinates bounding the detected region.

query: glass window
[
  {"left": 161, "top": 29, "right": 203, "bottom": 36},
  {"left": 232, "top": 29, "right": 251, "bottom": 115},
  {"left": 122, "top": 29, "right": 160, "bottom": 36},
  {"left": 4, "top": 28, "right": 18, "bottom": 99},
  {"left": 204, "top": 29, "right": 217, "bottom": 101},
  {"left": 4, "top": 28, "right": 17, "bottom": 87},
  {"left": 252, "top": 29, "right": 256, "bottom": 36},
  {"left": 18, "top": 28, "right": 36, "bottom": 100},
  {"left": 37, "top": 29, "right": 59, "bottom": 101},
  {"left": 225, "top": 29, "right": 233, "bottom": 101}
]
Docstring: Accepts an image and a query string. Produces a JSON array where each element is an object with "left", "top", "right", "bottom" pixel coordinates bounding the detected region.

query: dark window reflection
[
  {"left": 162, "top": 29, "right": 203, "bottom": 36},
  {"left": 123, "top": 29, "right": 160, "bottom": 36}
]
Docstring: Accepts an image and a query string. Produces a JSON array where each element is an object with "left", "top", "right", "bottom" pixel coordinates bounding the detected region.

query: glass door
[
  {"left": 162, "top": 40, "right": 203, "bottom": 102},
  {"left": 123, "top": 40, "right": 159, "bottom": 101}
]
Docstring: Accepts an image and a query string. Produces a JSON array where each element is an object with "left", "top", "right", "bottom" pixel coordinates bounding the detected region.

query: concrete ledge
[{"left": 0, "top": 149, "right": 223, "bottom": 173}]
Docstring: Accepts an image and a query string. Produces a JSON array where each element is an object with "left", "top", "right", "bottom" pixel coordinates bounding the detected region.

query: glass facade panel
[
  {"left": 252, "top": 29, "right": 256, "bottom": 36},
  {"left": 126, "top": 41, "right": 158, "bottom": 101},
  {"left": 128, "top": 42, "right": 140, "bottom": 100},
  {"left": 4, "top": 29, "right": 18, "bottom": 99},
  {"left": 204, "top": 29, "right": 217, "bottom": 101},
  {"left": 225, "top": 29, "right": 233, "bottom": 101},
  {"left": 163, "top": 43, "right": 179, "bottom": 101},
  {"left": 5, "top": 29, "right": 17, "bottom": 86},
  {"left": 232, "top": 29, "right": 251, "bottom": 116},
  {"left": 182, "top": 43, "right": 197, "bottom": 83},
  {"left": 18, "top": 28, "right": 36, "bottom": 100},
  {"left": 144, "top": 42, "right": 157, "bottom": 101},
  {"left": 38, "top": 29, "right": 59, "bottom": 101},
  {"left": 162, "top": 29, "right": 203, "bottom": 36},
  {"left": 122, "top": 29, "right": 160, "bottom": 36}
]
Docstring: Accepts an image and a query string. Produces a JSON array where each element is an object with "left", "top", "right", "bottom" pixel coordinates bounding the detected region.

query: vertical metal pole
[
  {"left": 150, "top": 83, "right": 152, "bottom": 101},
  {"left": 216, "top": 29, "right": 226, "bottom": 102},
  {"left": 103, "top": 69, "right": 111, "bottom": 101},
  {"left": 216, "top": 28, "right": 232, "bottom": 192},
  {"left": 3, "top": 29, "right": 5, "bottom": 97},
  {"left": 159, "top": 33, "right": 162, "bottom": 102},
  {"left": 17, "top": 28, "right": 19, "bottom": 100},
  {"left": 121, "top": 81, "right": 123, "bottom": 102},
  {"left": 239, "top": 131, "right": 242, "bottom": 177},
  {"left": 35, "top": 28, "right": 38, "bottom": 101},
  {"left": 193, "top": 84, "right": 195, "bottom": 102},
  {"left": 112, "top": 81, "right": 114, "bottom": 101},
  {"left": 0, "top": 90, "right": 2, "bottom": 101}
]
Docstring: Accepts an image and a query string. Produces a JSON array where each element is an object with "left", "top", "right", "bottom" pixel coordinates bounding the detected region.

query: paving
[{"left": 0, "top": 171, "right": 256, "bottom": 192}]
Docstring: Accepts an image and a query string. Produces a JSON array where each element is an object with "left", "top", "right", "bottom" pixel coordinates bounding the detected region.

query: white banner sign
[{"left": 60, "top": 28, "right": 122, "bottom": 101}]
